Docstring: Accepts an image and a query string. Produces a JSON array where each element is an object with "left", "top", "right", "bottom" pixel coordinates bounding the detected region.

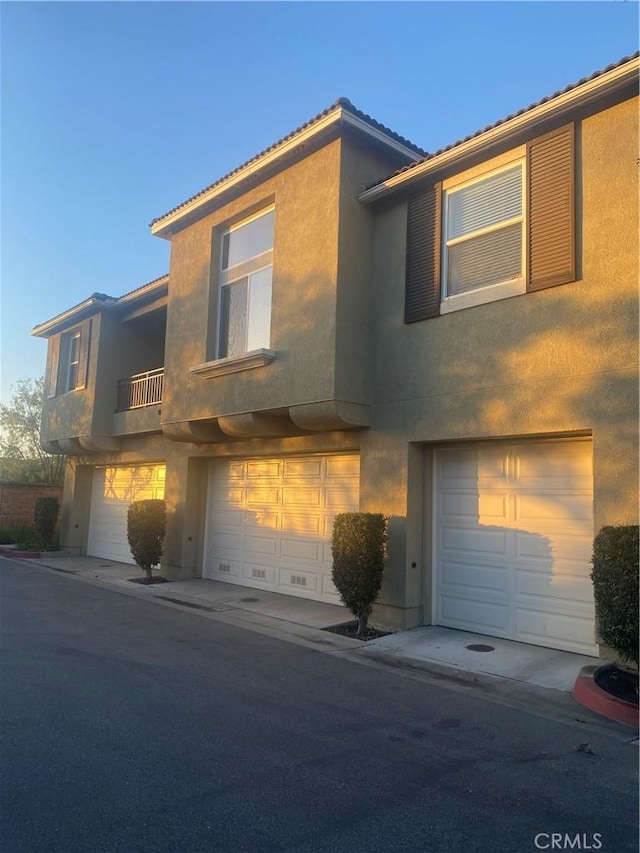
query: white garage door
[
  {"left": 88, "top": 464, "right": 166, "bottom": 564},
  {"left": 433, "top": 440, "right": 596, "bottom": 655},
  {"left": 204, "top": 454, "right": 360, "bottom": 603}
]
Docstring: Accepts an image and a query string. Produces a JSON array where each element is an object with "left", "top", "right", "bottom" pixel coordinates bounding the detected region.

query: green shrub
[
  {"left": 331, "top": 512, "right": 387, "bottom": 637},
  {"left": 591, "top": 525, "right": 639, "bottom": 668},
  {"left": 34, "top": 496, "right": 60, "bottom": 550},
  {"left": 0, "top": 523, "right": 37, "bottom": 544},
  {"left": 127, "top": 499, "right": 167, "bottom": 580},
  {"left": 13, "top": 536, "right": 47, "bottom": 553}
]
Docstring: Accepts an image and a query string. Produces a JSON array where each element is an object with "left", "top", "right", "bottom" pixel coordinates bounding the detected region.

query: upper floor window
[
  {"left": 443, "top": 162, "right": 525, "bottom": 306},
  {"left": 405, "top": 123, "right": 575, "bottom": 323},
  {"left": 218, "top": 208, "right": 274, "bottom": 359},
  {"left": 46, "top": 320, "right": 91, "bottom": 398},
  {"left": 64, "top": 331, "right": 82, "bottom": 392}
]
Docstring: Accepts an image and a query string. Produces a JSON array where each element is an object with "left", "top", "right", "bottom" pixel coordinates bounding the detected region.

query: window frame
[
  {"left": 46, "top": 319, "right": 91, "bottom": 398},
  {"left": 216, "top": 206, "right": 275, "bottom": 361},
  {"left": 440, "top": 152, "right": 527, "bottom": 314},
  {"left": 64, "top": 330, "right": 82, "bottom": 393}
]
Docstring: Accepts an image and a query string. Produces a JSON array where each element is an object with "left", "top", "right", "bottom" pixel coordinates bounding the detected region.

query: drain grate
[
  {"left": 466, "top": 643, "right": 495, "bottom": 653},
  {"left": 239, "top": 597, "right": 260, "bottom": 603}
]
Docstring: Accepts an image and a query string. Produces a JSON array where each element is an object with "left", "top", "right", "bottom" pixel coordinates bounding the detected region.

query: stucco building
[{"left": 32, "top": 53, "right": 639, "bottom": 658}]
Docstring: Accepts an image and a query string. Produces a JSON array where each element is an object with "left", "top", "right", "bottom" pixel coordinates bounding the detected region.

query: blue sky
[{"left": 1, "top": 1, "right": 638, "bottom": 403}]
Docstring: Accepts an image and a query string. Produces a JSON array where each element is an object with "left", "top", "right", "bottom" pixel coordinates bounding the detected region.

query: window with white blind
[
  {"left": 405, "top": 124, "right": 575, "bottom": 324},
  {"left": 218, "top": 208, "right": 274, "bottom": 359},
  {"left": 442, "top": 161, "right": 525, "bottom": 310}
]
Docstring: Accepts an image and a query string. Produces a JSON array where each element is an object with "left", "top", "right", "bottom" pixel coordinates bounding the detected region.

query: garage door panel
[
  {"left": 516, "top": 609, "right": 597, "bottom": 653},
  {"left": 247, "top": 487, "right": 280, "bottom": 506},
  {"left": 282, "top": 513, "right": 322, "bottom": 535},
  {"left": 248, "top": 461, "right": 280, "bottom": 479},
  {"left": 441, "top": 526, "right": 509, "bottom": 555},
  {"left": 441, "top": 491, "right": 509, "bottom": 524},
  {"left": 211, "top": 509, "right": 244, "bottom": 528},
  {"left": 434, "top": 441, "right": 596, "bottom": 655},
  {"left": 326, "top": 456, "right": 360, "bottom": 478},
  {"left": 513, "top": 445, "right": 592, "bottom": 489},
  {"left": 213, "top": 531, "right": 243, "bottom": 551},
  {"left": 284, "top": 459, "right": 323, "bottom": 478},
  {"left": 244, "top": 535, "right": 278, "bottom": 556},
  {"left": 515, "top": 493, "right": 593, "bottom": 526},
  {"left": 516, "top": 529, "right": 591, "bottom": 562},
  {"left": 440, "top": 595, "right": 509, "bottom": 632},
  {"left": 280, "top": 538, "right": 321, "bottom": 561},
  {"left": 246, "top": 511, "right": 279, "bottom": 531},
  {"left": 211, "top": 485, "right": 244, "bottom": 505},
  {"left": 325, "top": 484, "right": 359, "bottom": 509},
  {"left": 516, "top": 568, "right": 596, "bottom": 604},
  {"left": 279, "top": 568, "right": 319, "bottom": 594},
  {"left": 244, "top": 563, "right": 277, "bottom": 585},
  {"left": 440, "top": 559, "right": 509, "bottom": 593},
  {"left": 283, "top": 487, "right": 322, "bottom": 507},
  {"left": 205, "top": 454, "right": 359, "bottom": 603},
  {"left": 214, "top": 560, "right": 241, "bottom": 579}
]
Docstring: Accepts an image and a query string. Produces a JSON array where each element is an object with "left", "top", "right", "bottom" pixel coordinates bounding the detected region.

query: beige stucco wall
[
  {"left": 41, "top": 315, "right": 103, "bottom": 443},
  {"left": 161, "top": 141, "right": 342, "bottom": 426}
]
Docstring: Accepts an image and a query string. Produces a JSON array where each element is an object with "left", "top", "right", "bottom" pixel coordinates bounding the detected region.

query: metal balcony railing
[{"left": 116, "top": 368, "right": 163, "bottom": 412}]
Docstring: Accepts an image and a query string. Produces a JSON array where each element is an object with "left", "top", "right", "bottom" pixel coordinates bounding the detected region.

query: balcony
[{"left": 116, "top": 368, "right": 164, "bottom": 412}]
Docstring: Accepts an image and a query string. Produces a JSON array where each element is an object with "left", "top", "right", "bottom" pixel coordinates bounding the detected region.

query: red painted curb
[
  {"left": 572, "top": 665, "right": 639, "bottom": 728},
  {"left": 0, "top": 548, "right": 41, "bottom": 559}
]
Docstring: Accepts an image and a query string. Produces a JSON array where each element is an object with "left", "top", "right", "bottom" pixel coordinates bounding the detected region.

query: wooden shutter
[
  {"left": 46, "top": 335, "right": 61, "bottom": 398},
  {"left": 527, "top": 123, "right": 575, "bottom": 291},
  {"left": 75, "top": 319, "right": 91, "bottom": 390},
  {"left": 405, "top": 183, "right": 442, "bottom": 323}
]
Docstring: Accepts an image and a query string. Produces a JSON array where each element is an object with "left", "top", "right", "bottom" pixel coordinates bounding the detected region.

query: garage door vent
[
  {"left": 218, "top": 563, "right": 231, "bottom": 573},
  {"left": 252, "top": 569, "right": 266, "bottom": 579},
  {"left": 291, "top": 574, "right": 307, "bottom": 587}
]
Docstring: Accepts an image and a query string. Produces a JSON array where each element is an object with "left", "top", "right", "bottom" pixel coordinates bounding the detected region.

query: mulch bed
[
  {"left": 323, "top": 620, "right": 392, "bottom": 641},
  {"left": 127, "top": 577, "right": 171, "bottom": 585},
  {"left": 594, "top": 664, "right": 639, "bottom": 705}
]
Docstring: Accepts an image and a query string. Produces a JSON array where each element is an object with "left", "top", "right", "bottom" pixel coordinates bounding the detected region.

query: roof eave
[
  {"left": 30, "top": 296, "right": 116, "bottom": 339},
  {"left": 150, "top": 107, "right": 422, "bottom": 239},
  {"left": 359, "top": 56, "right": 640, "bottom": 204}
]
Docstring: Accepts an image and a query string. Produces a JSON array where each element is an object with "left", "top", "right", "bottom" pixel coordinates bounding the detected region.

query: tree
[{"left": 0, "top": 377, "right": 66, "bottom": 484}]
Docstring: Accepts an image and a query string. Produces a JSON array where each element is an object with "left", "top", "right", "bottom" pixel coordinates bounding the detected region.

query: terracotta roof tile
[
  {"left": 150, "top": 98, "right": 427, "bottom": 228},
  {"left": 364, "top": 51, "right": 640, "bottom": 191}
]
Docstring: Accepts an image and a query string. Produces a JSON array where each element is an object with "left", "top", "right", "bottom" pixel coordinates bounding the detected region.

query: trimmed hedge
[
  {"left": 127, "top": 499, "right": 167, "bottom": 580},
  {"left": 591, "top": 525, "right": 639, "bottom": 667},
  {"left": 34, "top": 496, "right": 59, "bottom": 550},
  {"left": 331, "top": 512, "right": 387, "bottom": 637}
]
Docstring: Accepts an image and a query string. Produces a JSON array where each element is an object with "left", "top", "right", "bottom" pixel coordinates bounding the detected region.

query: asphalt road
[{"left": 1, "top": 558, "right": 637, "bottom": 853}]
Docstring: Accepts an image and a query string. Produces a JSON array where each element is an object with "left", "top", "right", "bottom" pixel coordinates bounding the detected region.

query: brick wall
[{"left": 0, "top": 483, "right": 64, "bottom": 528}]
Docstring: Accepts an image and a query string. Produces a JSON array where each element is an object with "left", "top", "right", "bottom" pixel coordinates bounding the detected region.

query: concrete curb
[{"left": 572, "top": 665, "right": 639, "bottom": 728}]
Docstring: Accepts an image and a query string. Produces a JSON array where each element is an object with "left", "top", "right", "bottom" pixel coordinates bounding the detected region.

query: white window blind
[
  {"left": 445, "top": 164, "right": 523, "bottom": 297},
  {"left": 218, "top": 208, "right": 274, "bottom": 359}
]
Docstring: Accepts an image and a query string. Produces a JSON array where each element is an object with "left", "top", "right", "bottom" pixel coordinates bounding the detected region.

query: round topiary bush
[
  {"left": 331, "top": 512, "right": 387, "bottom": 638},
  {"left": 591, "top": 525, "right": 639, "bottom": 668},
  {"left": 127, "top": 499, "right": 167, "bottom": 581}
]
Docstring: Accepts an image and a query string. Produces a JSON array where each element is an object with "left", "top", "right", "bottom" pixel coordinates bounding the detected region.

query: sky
[{"left": 1, "top": 0, "right": 638, "bottom": 404}]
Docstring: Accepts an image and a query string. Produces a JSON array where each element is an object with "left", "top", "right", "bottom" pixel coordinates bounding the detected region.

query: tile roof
[
  {"left": 150, "top": 98, "right": 427, "bottom": 228},
  {"left": 31, "top": 275, "right": 169, "bottom": 337},
  {"left": 364, "top": 51, "right": 640, "bottom": 191}
]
